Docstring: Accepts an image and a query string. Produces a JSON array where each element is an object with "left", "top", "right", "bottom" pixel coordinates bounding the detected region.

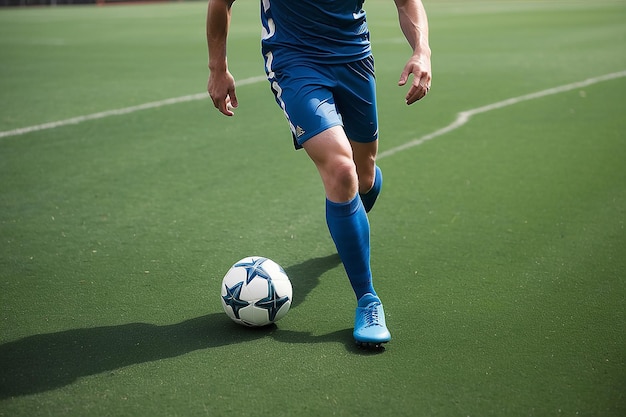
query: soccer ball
[{"left": 220, "top": 256, "right": 292, "bottom": 327}]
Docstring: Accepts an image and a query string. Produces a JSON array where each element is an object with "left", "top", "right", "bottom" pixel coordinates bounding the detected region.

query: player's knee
[{"left": 329, "top": 158, "right": 358, "bottom": 191}]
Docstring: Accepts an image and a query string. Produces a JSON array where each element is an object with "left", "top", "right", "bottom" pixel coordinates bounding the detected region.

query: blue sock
[
  {"left": 359, "top": 165, "right": 383, "bottom": 213},
  {"left": 326, "top": 195, "right": 376, "bottom": 301}
]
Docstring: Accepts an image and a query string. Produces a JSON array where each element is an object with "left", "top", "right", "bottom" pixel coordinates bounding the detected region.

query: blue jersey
[{"left": 261, "top": 0, "right": 371, "bottom": 69}]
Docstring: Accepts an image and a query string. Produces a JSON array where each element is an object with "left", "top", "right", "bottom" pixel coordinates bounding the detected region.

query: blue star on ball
[
  {"left": 234, "top": 257, "right": 272, "bottom": 284},
  {"left": 222, "top": 281, "right": 249, "bottom": 319},
  {"left": 255, "top": 281, "right": 290, "bottom": 322}
]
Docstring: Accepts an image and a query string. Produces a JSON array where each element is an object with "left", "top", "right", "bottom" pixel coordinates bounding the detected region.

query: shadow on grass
[
  {"left": 285, "top": 253, "right": 342, "bottom": 309},
  {"left": 0, "top": 254, "right": 372, "bottom": 399}
]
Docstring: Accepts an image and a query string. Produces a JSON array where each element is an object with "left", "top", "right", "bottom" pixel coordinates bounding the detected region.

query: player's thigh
[
  {"left": 303, "top": 126, "right": 359, "bottom": 201},
  {"left": 303, "top": 125, "right": 354, "bottom": 172}
]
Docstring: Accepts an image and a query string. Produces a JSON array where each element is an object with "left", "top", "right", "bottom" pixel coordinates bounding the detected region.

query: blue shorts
[{"left": 265, "top": 56, "right": 379, "bottom": 150}]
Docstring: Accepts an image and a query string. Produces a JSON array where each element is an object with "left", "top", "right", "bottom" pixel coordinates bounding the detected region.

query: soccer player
[{"left": 206, "top": 0, "right": 431, "bottom": 347}]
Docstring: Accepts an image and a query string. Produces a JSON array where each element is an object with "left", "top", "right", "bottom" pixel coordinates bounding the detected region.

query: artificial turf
[{"left": 1, "top": 1, "right": 625, "bottom": 416}]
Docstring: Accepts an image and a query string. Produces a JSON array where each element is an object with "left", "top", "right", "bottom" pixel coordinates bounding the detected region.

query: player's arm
[
  {"left": 207, "top": 0, "right": 238, "bottom": 116},
  {"left": 394, "top": 0, "right": 432, "bottom": 105}
]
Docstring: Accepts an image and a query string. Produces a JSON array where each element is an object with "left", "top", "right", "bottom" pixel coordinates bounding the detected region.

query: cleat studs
[{"left": 354, "top": 340, "right": 386, "bottom": 351}]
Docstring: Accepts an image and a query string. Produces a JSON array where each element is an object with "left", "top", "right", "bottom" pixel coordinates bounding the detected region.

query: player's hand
[
  {"left": 208, "top": 69, "right": 238, "bottom": 116},
  {"left": 398, "top": 54, "right": 431, "bottom": 105}
]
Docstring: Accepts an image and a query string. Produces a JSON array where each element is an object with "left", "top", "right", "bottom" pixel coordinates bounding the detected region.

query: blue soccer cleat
[{"left": 353, "top": 293, "right": 391, "bottom": 348}]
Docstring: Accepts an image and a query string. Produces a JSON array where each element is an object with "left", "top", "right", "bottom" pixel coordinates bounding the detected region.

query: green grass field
[{"left": 1, "top": 1, "right": 625, "bottom": 416}]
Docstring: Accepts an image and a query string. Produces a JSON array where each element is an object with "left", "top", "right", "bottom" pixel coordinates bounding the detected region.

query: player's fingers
[
  {"left": 406, "top": 78, "right": 431, "bottom": 105},
  {"left": 212, "top": 98, "right": 224, "bottom": 112},
  {"left": 211, "top": 95, "right": 232, "bottom": 117},
  {"left": 398, "top": 69, "right": 409, "bottom": 86},
  {"left": 221, "top": 96, "right": 235, "bottom": 116},
  {"left": 229, "top": 89, "right": 239, "bottom": 109},
  {"left": 207, "top": 74, "right": 237, "bottom": 116},
  {"left": 405, "top": 86, "right": 420, "bottom": 105}
]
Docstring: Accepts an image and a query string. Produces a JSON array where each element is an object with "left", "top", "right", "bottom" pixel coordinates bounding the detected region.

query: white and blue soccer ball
[{"left": 220, "top": 256, "right": 292, "bottom": 327}]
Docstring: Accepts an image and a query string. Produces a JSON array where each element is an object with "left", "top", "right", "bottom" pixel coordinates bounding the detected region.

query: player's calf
[{"left": 359, "top": 165, "right": 382, "bottom": 213}]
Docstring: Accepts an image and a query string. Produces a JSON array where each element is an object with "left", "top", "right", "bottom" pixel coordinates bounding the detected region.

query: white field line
[
  {"left": 1, "top": 71, "right": 624, "bottom": 147},
  {"left": 0, "top": 75, "right": 267, "bottom": 140},
  {"left": 378, "top": 70, "right": 626, "bottom": 159}
]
